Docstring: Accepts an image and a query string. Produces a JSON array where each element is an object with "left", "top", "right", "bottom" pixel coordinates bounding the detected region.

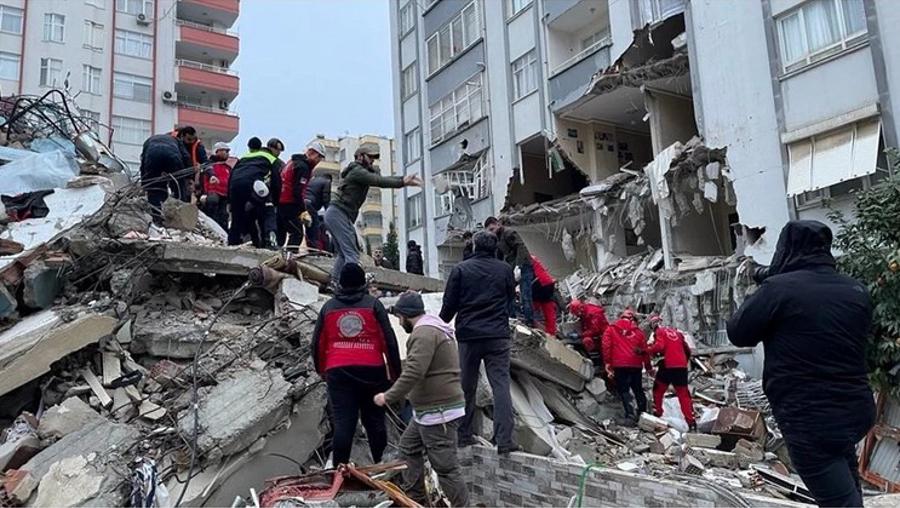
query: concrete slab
[
  {"left": 37, "top": 397, "right": 103, "bottom": 440},
  {"left": 31, "top": 454, "right": 103, "bottom": 507},
  {"left": 510, "top": 325, "right": 593, "bottom": 392},
  {"left": 277, "top": 278, "right": 320, "bottom": 310},
  {"left": 162, "top": 200, "right": 199, "bottom": 231},
  {"left": 149, "top": 242, "right": 272, "bottom": 276}
]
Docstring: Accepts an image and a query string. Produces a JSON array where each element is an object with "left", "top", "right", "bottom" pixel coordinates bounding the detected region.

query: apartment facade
[
  {"left": 307, "top": 134, "right": 399, "bottom": 252},
  {"left": 0, "top": 0, "right": 239, "bottom": 170},
  {"left": 390, "top": 0, "right": 900, "bottom": 278}
]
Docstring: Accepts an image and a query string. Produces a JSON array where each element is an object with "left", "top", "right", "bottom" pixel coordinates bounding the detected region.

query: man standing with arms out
[
  {"left": 646, "top": 314, "right": 695, "bottom": 430},
  {"left": 485, "top": 217, "right": 535, "bottom": 327},
  {"left": 305, "top": 173, "right": 332, "bottom": 250},
  {"left": 374, "top": 291, "right": 468, "bottom": 507},
  {"left": 276, "top": 142, "right": 325, "bottom": 250},
  {"left": 602, "top": 308, "right": 652, "bottom": 424},
  {"left": 227, "top": 137, "right": 283, "bottom": 249},
  {"left": 312, "top": 263, "right": 402, "bottom": 466},
  {"left": 140, "top": 128, "right": 193, "bottom": 224},
  {"left": 197, "top": 142, "right": 231, "bottom": 229},
  {"left": 440, "top": 232, "right": 518, "bottom": 454},
  {"left": 728, "top": 221, "right": 874, "bottom": 507},
  {"left": 406, "top": 240, "right": 424, "bottom": 275},
  {"left": 326, "top": 146, "right": 421, "bottom": 285}
]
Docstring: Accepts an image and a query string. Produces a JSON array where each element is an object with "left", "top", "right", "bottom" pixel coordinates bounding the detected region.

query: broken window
[
  {"left": 777, "top": 0, "right": 867, "bottom": 73},
  {"left": 434, "top": 152, "right": 490, "bottom": 216}
]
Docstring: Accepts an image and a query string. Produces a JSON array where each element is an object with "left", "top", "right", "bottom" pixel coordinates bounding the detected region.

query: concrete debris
[
  {"left": 37, "top": 397, "right": 103, "bottom": 440},
  {"left": 162, "top": 199, "right": 200, "bottom": 231},
  {"left": 638, "top": 414, "right": 670, "bottom": 433},
  {"left": 510, "top": 324, "right": 593, "bottom": 392},
  {"left": 32, "top": 454, "right": 103, "bottom": 507},
  {"left": 683, "top": 433, "right": 721, "bottom": 449},
  {"left": 0, "top": 414, "right": 41, "bottom": 472}
]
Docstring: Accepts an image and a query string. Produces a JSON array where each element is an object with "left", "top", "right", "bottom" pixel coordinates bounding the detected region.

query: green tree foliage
[
  {"left": 384, "top": 221, "right": 400, "bottom": 270},
  {"left": 830, "top": 149, "right": 900, "bottom": 396}
]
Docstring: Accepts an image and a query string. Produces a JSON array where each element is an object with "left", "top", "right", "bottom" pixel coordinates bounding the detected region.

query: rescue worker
[
  {"left": 305, "top": 172, "right": 332, "bottom": 250},
  {"left": 276, "top": 142, "right": 325, "bottom": 250},
  {"left": 227, "top": 137, "right": 282, "bottom": 249},
  {"left": 440, "top": 231, "right": 518, "bottom": 454},
  {"left": 728, "top": 220, "right": 874, "bottom": 507},
  {"left": 325, "top": 146, "right": 421, "bottom": 285},
  {"left": 568, "top": 298, "right": 609, "bottom": 368},
  {"left": 373, "top": 248, "right": 393, "bottom": 269},
  {"left": 406, "top": 240, "right": 424, "bottom": 275},
  {"left": 312, "top": 263, "right": 402, "bottom": 466},
  {"left": 197, "top": 142, "right": 231, "bottom": 229},
  {"left": 530, "top": 255, "right": 557, "bottom": 335},
  {"left": 485, "top": 216, "right": 535, "bottom": 327},
  {"left": 374, "top": 291, "right": 468, "bottom": 507},
  {"left": 602, "top": 308, "right": 652, "bottom": 423},
  {"left": 173, "top": 126, "right": 207, "bottom": 199},
  {"left": 140, "top": 128, "right": 193, "bottom": 224},
  {"left": 646, "top": 314, "right": 695, "bottom": 430}
]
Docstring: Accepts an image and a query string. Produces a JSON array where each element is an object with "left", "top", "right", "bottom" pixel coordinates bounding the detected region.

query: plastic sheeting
[{"left": 0, "top": 150, "right": 79, "bottom": 196}]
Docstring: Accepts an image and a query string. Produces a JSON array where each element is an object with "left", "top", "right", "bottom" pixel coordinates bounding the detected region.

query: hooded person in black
[{"left": 728, "top": 220, "right": 874, "bottom": 507}]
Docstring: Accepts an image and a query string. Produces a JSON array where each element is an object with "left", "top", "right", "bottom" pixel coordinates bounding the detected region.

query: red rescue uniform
[
  {"left": 530, "top": 255, "right": 557, "bottom": 335},
  {"left": 647, "top": 326, "right": 695, "bottom": 425}
]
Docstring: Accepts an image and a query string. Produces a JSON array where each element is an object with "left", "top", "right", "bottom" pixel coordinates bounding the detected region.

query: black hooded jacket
[
  {"left": 306, "top": 175, "right": 332, "bottom": 213},
  {"left": 727, "top": 220, "right": 874, "bottom": 443},
  {"left": 440, "top": 250, "right": 516, "bottom": 341},
  {"left": 406, "top": 245, "right": 424, "bottom": 275}
]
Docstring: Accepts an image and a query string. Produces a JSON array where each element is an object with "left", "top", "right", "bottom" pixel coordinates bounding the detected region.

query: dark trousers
[
  {"left": 306, "top": 209, "right": 325, "bottom": 250},
  {"left": 227, "top": 188, "right": 269, "bottom": 248},
  {"left": 400, "top": 418, "right": 468, "bottom": 507},
  {"left": 614, "top": 367, "right": 647, "bottom": 419},
  {"left": 509, "top": 262, "right": 535, "bottom": 324},
  {"left": 325, "top": 367, "right": 390, "bottom": 465},
  {"left": 786, "top": 437, "right": 863, "bottom": 507},
  {"left": 277, "top": 204, "right": 305, "bottom": 250},
  {"left": 458, "top": 338, "right": 515, "bottom": 449},
  {"left": 201, "top": 195, "right": 229, "bottom": 230},
  {"left": 146, "top": 184, "right": 168, "bottom": 225}
]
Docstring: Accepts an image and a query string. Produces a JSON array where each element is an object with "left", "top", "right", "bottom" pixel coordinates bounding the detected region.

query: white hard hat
[
  {"left": 213, "top": 142, "right": 231, "bottom": 152},
  {"left": 308, "top": 141, "right": 326, "bottom": 157},
  {"left": 253, "top": 180, "right": 269, "bottom": 198}
]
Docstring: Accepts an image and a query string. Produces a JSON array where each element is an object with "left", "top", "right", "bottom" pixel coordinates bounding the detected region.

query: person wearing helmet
[
  {"left": 197, "top": 142, "right": 232, "bottom": 229},
  {"left": 646, "top": 314, "right": 695, "bottom": 430},
  {"left": 276, "top": 141, "right": 325, "bottom": 251},
  {"left": 227, "top": 137, "right": 283, "bottom": 248},
  {"left": 601, "top": 308, "right": 652, "bottom": 423}
]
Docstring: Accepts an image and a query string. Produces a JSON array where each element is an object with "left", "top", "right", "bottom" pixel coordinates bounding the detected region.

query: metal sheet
[{"left": 868, "top": 437, "right": 900, "bottom": 484}]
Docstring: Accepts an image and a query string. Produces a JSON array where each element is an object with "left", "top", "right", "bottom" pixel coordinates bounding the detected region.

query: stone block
[
  {"left": 162, "top": 199, "right": 199, "bottom": 231},
  {"left": 690, "top": 447, "right": 738, "bottom": 469},
  {"left": 639, "top": 413, "right": 669, "bottom": 433},
  {"left": 585, "top": 377, "right": 608, "bottom": 398},
  {"left": 4, "top": 469, "right": 36, "bottom": 503},
  {"left": 277, "top": 278, "right": 320, "bottom": 310},
  {"left": 733, "top": 438, "right": 764, "bottom": 467},
  {"left": 32, "top": 454, "right": 103, "bottom": 507},
  {"left": 683, "top": 433, "right": 722, "bottom": 449},
  {"left": 511, "top": 325, "right": 593, "bottom": 392},
  {"left": 37, "top": 397, "right": 103, "bottom": 440}
]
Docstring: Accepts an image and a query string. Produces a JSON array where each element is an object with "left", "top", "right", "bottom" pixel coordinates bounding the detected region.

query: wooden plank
[
  {"left": 123, "top": 385, "right": 143, "bottom": 403},
  {"left": 101, "top": 352, "right": 122, "bottom": 386},
  {"left": 81, "top": 367, "right": 112, "bottom": 408}
]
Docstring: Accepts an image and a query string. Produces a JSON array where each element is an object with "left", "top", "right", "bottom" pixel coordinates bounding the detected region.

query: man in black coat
[
  {"left": 728, "top": 220, "right": 874, "bottom": 507},
  {"left": 305, "top": 173, "right": 332, "bottom": 250},
  {"left": 406, "top": 240, "right": 424, "bottom": 275},
  {"left": 440, "top": 231, "right": 518, "bottom": 454},
  {"left": 140, "top": 129, "right": 193, "bottom": 224},
  {"left": 227, "top": 138, "right": 283, "bottom": 249}
]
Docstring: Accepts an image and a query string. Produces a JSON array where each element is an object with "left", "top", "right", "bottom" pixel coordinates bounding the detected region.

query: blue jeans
[{"left": 518, "top": 262, "right": 535, "bottom": 323}]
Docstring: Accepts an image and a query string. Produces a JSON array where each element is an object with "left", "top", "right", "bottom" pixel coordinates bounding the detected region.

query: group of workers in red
[{"left": 525, "top": 259, "right": 695, "bottom": 428}]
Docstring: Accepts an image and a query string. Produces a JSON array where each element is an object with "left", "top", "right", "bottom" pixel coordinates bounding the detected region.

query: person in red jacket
[
  {"left": 568, "top": 299, "right": 609, "bottom": 354},
  {"left": 602, "top": 308, "right": 652, "bottom": 423},
  {"left": 646, "top": 314, "right": 696, "bottom": 429},
  {"left": 198, "top": 142, "right": 232, "bottom": 229},
  {"left": 530, "top": 255, "right": 558, "bottom": 335}
]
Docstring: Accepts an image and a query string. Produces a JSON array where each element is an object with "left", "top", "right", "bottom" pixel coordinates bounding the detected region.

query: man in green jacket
[
  {"left": 374, "top": 291, "right": 468, "bottom": 508},
  {"left": 325, "top": 146, "right": 421, "bottom": 285}
]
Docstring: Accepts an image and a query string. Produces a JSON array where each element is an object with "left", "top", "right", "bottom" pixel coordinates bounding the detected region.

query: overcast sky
[{"left": 230, "top": 0, "right": 394, "bottom": 154}]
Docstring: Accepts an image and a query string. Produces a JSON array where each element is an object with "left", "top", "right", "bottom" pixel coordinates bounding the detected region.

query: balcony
[
  {"left": 362, "top": 202, "right": 382, "bottom": 214},
  {"left": 177, "top": 102, "right": 239, "bottom": 142},
  {"left": 549, "top": 39, "right": 612, "bottom": 113},
  {"left": 176, "top": 19, "right": 239, "bottom": 63},
  {"left": 178, "top": 0, "right": 239, "bottom": 28},
  {"left": 176, "top": 59, "right": 239, "bottom": 99},
  {"left": 362, "top": 226, "right": 383, "bottom": 237},
  {"left": 315, "top": 160, "right": 341, "bottom": 177}
]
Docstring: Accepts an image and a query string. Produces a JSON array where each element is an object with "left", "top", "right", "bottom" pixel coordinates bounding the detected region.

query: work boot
[{"left": 498, "top": 444, "right": 521, "bottom": 456}]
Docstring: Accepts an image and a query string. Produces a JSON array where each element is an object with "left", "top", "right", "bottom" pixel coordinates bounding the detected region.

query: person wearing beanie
[
  {"left": 439, "top": 231, "right": 519, "bottom": 454},
  {"left": 373, "top": 291, "right": 468, "bottom": 507},
  {"left": 311, "top": 263, "right": 401, "bottom": 466}
]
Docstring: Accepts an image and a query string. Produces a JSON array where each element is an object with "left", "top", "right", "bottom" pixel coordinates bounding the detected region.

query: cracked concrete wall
[{"left": 687, "top": 0, "right": 790, "bottom": 264}]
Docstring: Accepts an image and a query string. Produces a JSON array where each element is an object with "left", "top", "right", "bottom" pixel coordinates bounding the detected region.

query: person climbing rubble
[
  {"left": 197, "top": 142, "right": 232, "bottom": 229},
  {"left": 727, "top": 220, "right": 875, "bottom": 507},
  {"left": 440, "top": 231, "right": 518, "bottom": 454},
  {"left": 485, "top": 216, "right": 535, "bottom": 327},
  {"left": 311, "top": 263, "right": 402, "bottom": 466},
  {"left": 530, "top": 255, "right": 558, "bottom": 336},
  {"left": 602, "top": 308, "right": 652, "bottom": 424},
  {"left": 276, "top": 142, "right": 325, "bottom": 251},
  {"left": 374, "top": 291, "right": 469, "bottom": 507},
  {"left": 646, "top": 314, "right": 696, "bottom": 431},
  {"left": 227, "top": 137, "right": 283, "bottom": 249},
  {"left": 140, "top": 127, "right": 195, "bottom": 224},
  {"left": 568, "top": 298, "right": 609, "bottom": 357}
]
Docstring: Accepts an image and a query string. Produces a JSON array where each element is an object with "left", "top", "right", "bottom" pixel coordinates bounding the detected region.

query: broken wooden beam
[
  {"left": 101, "top": 352, "right": 122, "bottom": 386},
  {"left": 81, "top": 368, "right": 112, "bottom": 409}
]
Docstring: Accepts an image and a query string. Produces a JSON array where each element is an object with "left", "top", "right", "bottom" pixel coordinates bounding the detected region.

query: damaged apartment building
[{"left": 390, "top": 0, "right": 900, "bottom": 348}]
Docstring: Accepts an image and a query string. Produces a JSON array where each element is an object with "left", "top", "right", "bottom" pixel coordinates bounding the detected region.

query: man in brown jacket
[{"left": 374, "top": 291, "right": 468, "bottom": 507}]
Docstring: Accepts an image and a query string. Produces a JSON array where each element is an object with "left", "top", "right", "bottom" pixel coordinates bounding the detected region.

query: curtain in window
[
  {"left": 780, "top": 13, "right": 805, "bottom": 63},
  {"left": 842, "top": 0, "right": 866, "bottom": 35},
  {"left": 804, "top": 0, "right": 840, "bottom": 52}
]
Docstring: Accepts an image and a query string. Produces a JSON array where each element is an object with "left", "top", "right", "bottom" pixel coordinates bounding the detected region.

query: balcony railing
[
  {"left": 177, "top": 102, "right": 238, "bottom": 116},
  {"left": 551, "top": 36, "right": 613, "bottom": 77},
  {"left": 176, "top": 59, "right": 238, "bottom": 76},
  {"left": 176, "top": 19, "right": 238, "bottom": 37}
]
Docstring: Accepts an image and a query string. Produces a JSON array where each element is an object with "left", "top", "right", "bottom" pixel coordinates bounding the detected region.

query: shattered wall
[
  {"left": 506, "top": 152, "right": 588, "bottom": 207},
  {"left": 687, "top": 0, "right": 790, "bottom": 264},
  {"left": 554, "top": 119, "right": 653, "bottom": 183}
]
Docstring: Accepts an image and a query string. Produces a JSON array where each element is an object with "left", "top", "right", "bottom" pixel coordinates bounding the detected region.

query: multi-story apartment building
[
  {"left": 307, "top": 133, "right": 399, "bottom": 252},
  {"left": 390, "top": 0, "right": 900, "bottom": 279},
  {"left": 0, "top": 0, "right": 239, "bottom": 170}
]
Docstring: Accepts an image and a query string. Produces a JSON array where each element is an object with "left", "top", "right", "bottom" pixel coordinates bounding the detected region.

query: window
[
  {"left": 637, "top": 0, "right": 685, "bottom": 25},
  {"left": 82, "top": 66, "right": 102, "bottom": 95},
  {"left": 581, "top": 29, "right": 610, "bottom": 50},
  {"left": 116, "top": 0, "right": 152, "bottom": 15},
  {"left": 113, "top": 72, "right": 152, "bottom": 102},
  {"left": 511, "top": 50, "right": 537, "bottom": 100},
  {"left": 777, "top": 0, "right": 867, "bottom": 72},
  {"left": 401, "top": 63, "right": 417, "bottom": 99},
  {"left": 112, "top": 115, "right": 151, "bottom": 145},
  {"left": 86, "top": 0, "right": 106, "bottom": 8},
  {"left": 40, "top": 58, "right": 64, "bottom": 87},
  {"left": 44, "top": 13, "right": 65, "bottom": 43},
  {"left": 404, "top": 129, "right": 421, "bottom": 163},
  {"left": 83, "top": 21, "right": 104, "bottom": 51},
  {"left": 82, "top": 110, "right": 101, "bottom": 134},
  {"left": 429, "top": 73, "right": 484, "bottom": 144},
  {"left": 509, "top": 0, "right": 531, "bottom": 17},
  {"left": 0, "top": 5, "right": 23, "bottom": 35},
  {"left": 0, "top": 52, "right": 20, "bottom": 81},
  {"left": 426, "top": 1, "right": 480, "bottom": 74},
  {"left": 399, "top": 2, "right": 415, "bottom": 35},
  {"left": 406, "top": 193, "right": 424, "bottom": 229},
  {"left": 115, "top": 29, "right": 153, "bottom": 58},
  {"left": 434, "top": 153, "right": 490, "bottom": 215}
]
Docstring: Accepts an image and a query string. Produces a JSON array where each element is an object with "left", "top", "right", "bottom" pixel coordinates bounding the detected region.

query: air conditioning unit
[
  {"left": 136, "top": 13, "right": 151, "bottom": 26},
  {"left": 218, "top": 100, "right": 229, "bottom": 110},
  {"left": 161, "top": 91, "right": 177, "bottom": 104}
]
